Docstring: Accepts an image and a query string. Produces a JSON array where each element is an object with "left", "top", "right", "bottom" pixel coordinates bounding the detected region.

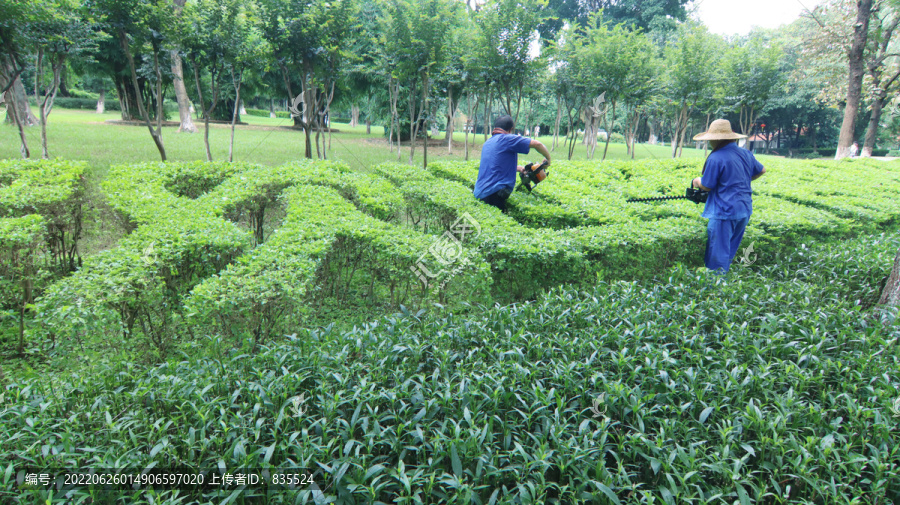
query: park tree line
[{"left": 1, "top": 0, "right": 899, "bottom": 163}]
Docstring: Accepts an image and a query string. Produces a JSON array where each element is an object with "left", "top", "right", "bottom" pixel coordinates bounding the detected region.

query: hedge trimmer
[
  {"left": 517, "top": 160, "right": 549, "bottom": 193},
  {"left": 627, "top": 187, "right": 709, "bottom": 204}
]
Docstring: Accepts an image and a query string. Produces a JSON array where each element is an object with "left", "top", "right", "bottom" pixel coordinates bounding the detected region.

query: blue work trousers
[{"left": 704, "top": 217, "right": 750, "bottom": 274}]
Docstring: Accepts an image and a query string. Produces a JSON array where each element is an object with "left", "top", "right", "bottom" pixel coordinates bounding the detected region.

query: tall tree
[
  {"left": 29, "top": 0, "right": 98, "bottom": 158},
  {"left": 169, "top": 0, "right": 197, "bottom": 133},
  {"left": 259, "top": 0, "right": 355, "bottom": 159},
  {"left": 224, "top": 0, "right": 268, "bottom": 162},
  {"left": 381, "top": 0, "right": 455, "bottom": 167},
  {"left": 836, "top": 0, "right": 874, "bottom": 159},
  {"left": 662, "top": 23, "right": 720, "bottom": 157},
  {"left": 475, "top": 0, "right": 544, "bottom": 125},
  {"left": 723, "top": 32, "right": 783, "bottom": 148},
  {"left": 0, "top": 0, "right": 40, "bottom": 158},
  {"left": 571, "top": 13, "right": 655, "bottom": 160},
  {"left": 86, "top": 0, "right": 169, "bottom": 160},
  {"left": 861, "top": 5, "right": 900, "bottom": 156}
]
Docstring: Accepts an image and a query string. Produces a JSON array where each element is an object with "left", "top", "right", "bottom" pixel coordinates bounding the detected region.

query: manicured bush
[
  {"left": 34, "top": 213, "right": 250, "bottom": 355},
  {"left": 244, "top": 108, "right": 292, "bottom": 119},
  {"left": 187, "top": 184, "right": 491, "bottom": 349},
  {"left": 0, "top": 159, "right": 86, "bottom": 273},
  {"left": 0, "top": 215, "right": 46, "bottom": 353}
]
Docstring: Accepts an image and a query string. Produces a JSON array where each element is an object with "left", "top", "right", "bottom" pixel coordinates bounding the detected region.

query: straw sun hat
[{"left": 693, "top": 119, "right": 747, "bottom": 141}]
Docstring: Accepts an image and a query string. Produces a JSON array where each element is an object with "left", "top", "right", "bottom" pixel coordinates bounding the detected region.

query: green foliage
[
  {"left": 0, "top": 215, "right": 46, "bottom": 346},
  {"left": 4, "top": 232, "right": 900, "bottom": 503},
  {"left": 23, "top": 156, "right": 900, "bottom": 365},
  {"left": 0, "top": 159, "right": 86, "bottom": 274},
  {"left": 244, "top": 108, "right": 291, "bottom": 119}
]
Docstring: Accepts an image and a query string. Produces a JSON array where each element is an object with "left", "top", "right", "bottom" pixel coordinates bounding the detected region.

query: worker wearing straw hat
[{"left": 691, "top": 119, "right": 766, "bottom": 274}]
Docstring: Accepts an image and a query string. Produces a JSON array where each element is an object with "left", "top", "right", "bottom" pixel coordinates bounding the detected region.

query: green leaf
[
  {"left": 451, "top": 443, "right": 462, "bottom": 477},
  {"left": 699, "top": 406, "right": 714, "bottom": 424},
  {"left": 592, "top": 482, "right": 621, "bottom": 505}
]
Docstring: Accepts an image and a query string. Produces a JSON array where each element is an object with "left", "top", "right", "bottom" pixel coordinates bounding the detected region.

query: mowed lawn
[{"left": 1, "top": 106, "right": 714, "bottom": 174}]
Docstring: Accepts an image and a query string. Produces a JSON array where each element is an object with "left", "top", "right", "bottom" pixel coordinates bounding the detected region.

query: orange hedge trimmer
[{"left": 516, "top": 160, "right": 549, "bottom": 193}]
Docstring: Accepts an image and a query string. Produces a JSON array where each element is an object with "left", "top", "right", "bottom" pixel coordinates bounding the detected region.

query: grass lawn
[{"left": 1, "top": 106, "right": 723, "bottom": 175}]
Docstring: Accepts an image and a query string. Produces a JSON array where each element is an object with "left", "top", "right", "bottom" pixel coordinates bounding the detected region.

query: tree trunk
[
  {"left": 37, "top": 53, "right": 63, "bottom": 159},
  {"left": 862, "top": 97, "right": 884, "bottom": 158},
  {"left": 326, "top": 81, "right": 334, "bottom": 157},
  {"left": 879, "top": 246, "right": 900, "bottom": 323},
  {"left": 366, "top": 118, "right": 371, "bottom": 135},
  {"left": 4, "top": 88, "right": 30, "bottom": 158},
  {"left": 484, "top": 88, "right": 492, "bottom": 143},
  {"left": 408, "top": 82, "right": 418, "bottom": 165},
  {"left": 3, "top": 73, "right": 37, "bottom": 126},
  {"left": 229, "top": 67, "right": 243, "bottom": 162},
  {"left": 446, "top": 87, "right": 454, "bottom": 154},
  {"left": 553, "top": 95, "right": 562, "bottom": 151},
  {"left": 601, "top": 100, "right": 616, "bottom": 161},
  {"left": 836, "top": 0, "right": 874, "bottom": 159},
  {"left": 171, "top": 51, "right": 196, "bottom": 133},
  {"left": 421, "top": 71, "right": 429, "bottom": 170},
  {"left": 120, "top": 28, "right": 166, "bottom": 161},
  {"left": 96, "top": 89, "right": 105, "bottom": 114},
  {"left": 350, "top": 104, "right": 359, "bottom": 127},
  {"left": 387, "top": 82, "right": 394, "bottom": 152},
  {"left": 193, "top": 58, "right": 220, "bottom": 161},
  {"left": 465, "top": 92, "right": 477, "bottom": 161}
]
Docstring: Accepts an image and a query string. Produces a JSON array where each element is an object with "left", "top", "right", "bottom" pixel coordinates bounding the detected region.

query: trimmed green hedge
[
  {"left": 0, "top": 159, "right": 86, "bottom": 273},
  {"left": 25, "top": 156, "right": 900, "bottom": 359},
  {"left": 245, "top": 108, "right": 292, "bottom": 119},
  {"left": 187, "top": 184, "right": 491, "bottom": 349}
]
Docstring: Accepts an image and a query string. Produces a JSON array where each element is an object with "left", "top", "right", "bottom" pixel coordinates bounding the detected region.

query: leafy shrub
[
  {"left": 0, "top": 215, "right": 45, "bottom": 353},
  {"left": 244, "top": 108, "right": 292, "bottom": 119},
  {"left": 5, "top": 232, "right": 900, "bottom": 503},
  {"left": 188, "top": 184, "right": 491, "bottom": 349},
  {"left": 0, "top": 159, "right": 86, "bottom": 273}
]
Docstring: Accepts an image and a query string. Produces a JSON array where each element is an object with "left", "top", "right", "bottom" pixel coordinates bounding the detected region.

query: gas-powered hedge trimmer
[
  {"left": 627, "top": 187, "right": 709, "bottom": 205},
  {"left": 516, "top": 160, "right": 549, "bottom": 193}
]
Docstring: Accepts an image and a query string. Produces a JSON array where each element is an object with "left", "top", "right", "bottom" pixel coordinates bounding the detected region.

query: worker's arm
[
  {"left": 751, "top": 166, "right": 766, "bottom": 181},
  {"left": 692, "top": 177, "right": 712, "bottom": 191},
  {"left": 530, "top": 139, "right": 551, "bottom": 166}
]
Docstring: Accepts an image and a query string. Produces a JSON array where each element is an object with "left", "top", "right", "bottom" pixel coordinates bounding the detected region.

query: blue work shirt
[
  {"left": 699, "top": 143, "right": 764, "bottom": 219},
  {"left": 473, "top": 134, "right": 533, "bottom": 199}
]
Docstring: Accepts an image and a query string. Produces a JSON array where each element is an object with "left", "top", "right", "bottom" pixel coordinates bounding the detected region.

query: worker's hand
[
  {"left": 516, "top": 165, "right": 525, "bottom": 173},
  {"left": 692, "top": 177, "right": 702, "bottom": 189},
  {"left": 542, "top": 158, "right": 551, "bottom": 167}
]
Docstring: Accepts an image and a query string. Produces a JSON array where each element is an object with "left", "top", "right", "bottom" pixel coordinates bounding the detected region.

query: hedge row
[
  {"left": 0, "top": 159, "right": 86, "bottom": 274},
  {"left": 26, "top": 156, "right": 900, "bottom": 355},
  {"left": 244, "top": 108, "right": 292, "bottom": 119},
  {"left": 35, "top": 163, "right": 254, "bottom": 354},
  {"left": 0, "top": 215, "right": 45, "bottom": 336},
  {"left": 36, "top": 160, "right": 488, "bottom": 353},
  {"left": 376, "top": 162, "right": 708, "bottom": 300},
  {"left": 188, "top": 183, "right": 491, "bottom": 349}
]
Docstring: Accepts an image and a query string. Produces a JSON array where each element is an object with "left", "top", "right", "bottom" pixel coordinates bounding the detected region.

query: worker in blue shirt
[
  {"left": 691, "top": 119, "right": 766, "bottom": 273},
  {"left": 474, "top": 115, "right": 551, "bottom": 213}
]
